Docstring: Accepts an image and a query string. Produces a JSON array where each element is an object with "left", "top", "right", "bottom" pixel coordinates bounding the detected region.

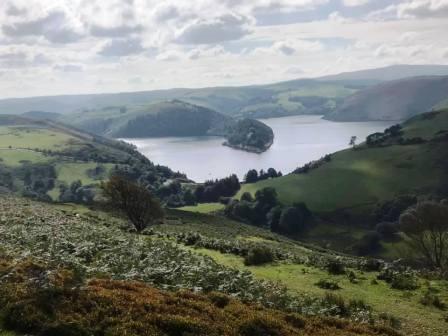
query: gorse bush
[
  {"left": 0, "top": 258, "right": 399, "bottom": 336},
  {"left": 244, "top": 246, "right": 275, "bottom": 266}
]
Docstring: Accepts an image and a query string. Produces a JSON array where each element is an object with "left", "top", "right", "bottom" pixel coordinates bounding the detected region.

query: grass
[
  {"left": 54, "top": 162, "right": 113, "bottom": 186},
  {"left": 402, "top": 109, "right": 448, "bottom": 139},
  {"left": 239, "top": 143, "right": 445, "bottom": 212},
  {"left": 178, "top": 203, "right": 225, "bottom": 213},
  {"left": 0, "top": 126, "right": 76, "bottom": 150},
  {"left": 190, "top": 248, "right": 448, "bottom": 336},
  {"left": 0, "top": 149, "right": 48, "bottom": 166}
]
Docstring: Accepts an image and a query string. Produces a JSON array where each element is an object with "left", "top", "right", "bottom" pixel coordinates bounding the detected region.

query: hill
[
  {"left": 0, "top": 115, "right": 185, "bottom": 202},
  {"left": 319, "top": 64, "right": 448, "bottom": 82},
  {"left": 326, "top": 76, "right": 448, "bottom": 121},
  {"left": 0, "top": 80, "right": 360, "bottom": 119},
  {"left": 62, "top": 100, "right": 274, "bottom": 153},
  {"left": 238, "top": 109, "right": 448, "bottom": 235},
  {"left": 1, "top": 196, "right": 446, "bottom": 335},
  {"left": 62, "top": 100, "right": 235, "bottom": 138}
]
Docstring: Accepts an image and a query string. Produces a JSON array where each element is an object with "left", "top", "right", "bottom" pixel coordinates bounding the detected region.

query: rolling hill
[
  {"left": 61, "top": 100, "right": 275, "bottom": 153},
  {"left": 239, "top": 108, "right": 448, "bottom": 213},
  {"left": 326, "top": 76, "right": 448, "bottom": 121},
  {"left": 0, "top": 78, "right": 360, "bottom": 119},
  {"left": 319, "top": 64, "right": 448, "bottom": 82},
  {"left": 0, "top": 115, "right": 185, "bottom": 202}
]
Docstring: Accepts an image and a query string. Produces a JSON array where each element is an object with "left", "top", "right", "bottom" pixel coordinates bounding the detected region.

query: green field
[
  {"left": 178, "top": 202, "right": 225, "bottom": 213},
  {"left": 239, "top": 143, "right": 445, "bottom": 212},
  {"left": 0, "top": 126, "right": 76, "bottom": 150},
  {"left": 0, "top": 149, "right": 48, "bottom": 166}
]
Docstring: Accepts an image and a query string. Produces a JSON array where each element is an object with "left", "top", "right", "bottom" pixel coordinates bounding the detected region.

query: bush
[
  {"left": 376, "top": 222, "right": 399, "bottom": 240},
  {"left": 354, "top": 232, "right": 381, "bottom": 256},
  {"left": 420, "top": 291, "right": 446, "bottom": 310},
  {"left": 238, "top": 316, "right": 283, "bottom": 336},
  {"left": 326, "top": 259, "right": 346, "bottom": 275},
  {"left": 244, "top": 246, "right": 274, "bottom": 266},
  {"left": 315, "top": 279, "right": 341, "bottom": 290},
  {"left": 390, "top": 273, "right": 419, "bottom": 291}
]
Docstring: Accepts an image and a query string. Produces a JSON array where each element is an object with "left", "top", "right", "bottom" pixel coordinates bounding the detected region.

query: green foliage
[
  {"left": 101, "top": 175, "right": 164, "bottom": 232},
  {"left": 326, "top": 259, "right": 346, "bottom": 275},
  {"left": 316, "top": 279, "right": 341, "bottom": 290},
  {"left": 244, "top": 246, "right": 275, "bottom": 266},
  {"left": 420, "top": 290, "right": 447, "bottom": 310},
  {"left": 224, "top": 119, "right": 274, "bottom": 153}
]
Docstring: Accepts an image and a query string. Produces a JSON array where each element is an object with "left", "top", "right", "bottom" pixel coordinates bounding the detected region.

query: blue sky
[{"left": 0, "top": 0, "right": 447, "bottom": 98}]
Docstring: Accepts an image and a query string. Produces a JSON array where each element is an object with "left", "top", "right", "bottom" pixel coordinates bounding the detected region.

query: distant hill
[
  {"left": 319, "top": 64, "right": 448, "bottom": 82},
  {"left": 0, "top": 80, "right": 359, "bottom": 119},
  {"left": 62, "top": 100, "right": 274, "bottom": 153},
  {"left": 326, "top": 76, "right": 448, "bottom": 121},
  {"left": 22, "top": 110, "right": 62, "bottom": 120}
]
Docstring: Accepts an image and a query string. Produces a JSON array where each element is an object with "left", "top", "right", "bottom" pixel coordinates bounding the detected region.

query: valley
[{"left": 1, "top": 65, "right": 448, "bottom": 336}]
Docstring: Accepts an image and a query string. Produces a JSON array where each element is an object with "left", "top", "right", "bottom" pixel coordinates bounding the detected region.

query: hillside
[
  {"left": 239, "top": 108, "right": 448, "bottom": 218},
  {"left": 0, "top": 115, "right": 185, "bottom": 202},
  {"left": 1, "top": 196, "right": 446, "bottom": 336},
  {"left": 326, "top": 76, "right": 448, "bottom": 121},
  {"left": 319, "top": 64, "right": 448, "bottom": 82},
  {"left": 62, "top": 100, "right": 274, "bottom": 153},
  {"left": 62, "top": 100, "right": 235, "bottom": 138},
  {"left": 0, "top": 80, "right": 359, "bottom": 119}
]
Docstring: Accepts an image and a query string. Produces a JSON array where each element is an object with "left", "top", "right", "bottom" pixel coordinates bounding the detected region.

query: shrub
[
  {"left": 238, "top": 316, "right": 283, "bottom": 336},
  {"left": 326, "top": 259, "right": 346, "bottom": 275},
  {"left": 420, "top": 291, "right": 446, "bottom": 310},
  {"left": 315, "top": 279, "right": 341, "bottom": 290},
  {"left": 244, "top": 246, "right": 274, "bottom": 266},
  {"left": 354, "top": 232, "right": 381, "bottom": 256},
  {"left": 390, "top": 273, "right": 419, "bottom": 291}
]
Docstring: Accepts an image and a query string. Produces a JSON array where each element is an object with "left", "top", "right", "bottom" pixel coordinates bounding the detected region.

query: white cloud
[
  {"left": 397, "top": 0, "right": 448, "bottom": 19},
  {"left": 98, "top": 38, "right": 145, "bottom": 57},
  {"left": 0, "top": 0, "right": 447, "bottom": 98},
  {"left": 342, "top": 0, "right": 370, "bottom": 7},
  {"left": 175, "top": 13, "right": 253, "bottom": 44}
]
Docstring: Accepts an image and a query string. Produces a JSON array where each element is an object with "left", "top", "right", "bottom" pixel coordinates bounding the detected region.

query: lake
[{"left": 122, "top": 115, "right": 394, "bottom": 182}]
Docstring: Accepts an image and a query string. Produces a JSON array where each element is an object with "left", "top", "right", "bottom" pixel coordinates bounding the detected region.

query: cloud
[
  {"left": 397, "top": 0, "right": 448, "bottom": 19},
  {"left": 175, "top": 13, "right": 252, "bottom": 44},
  {"left": 90, "top": 24, "right": 143, "bottom": 38},
  {"left": 0, "top": 50, "right": 51, "bottom": 68},
  {"left": 98, "top": 38, "right": 145, "bottom": 57},
  {"left": 253, "top": 39, "right": 323, "bottom": 56},
  {"left": 6, "top": 4, "right": 27, "bottom": 16},
  {"left": 342, "top": 0, "right": 370, "bottom": 7},
  {"left": 2, "top": 11, "right": 83, "bottom": 44},
  {"left": 53, "top": 64, "right": 83, "bottom": 72}
]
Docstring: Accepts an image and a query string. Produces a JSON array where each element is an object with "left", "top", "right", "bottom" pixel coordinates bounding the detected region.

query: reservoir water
[{"left": 122, "top": 115, "right": 394, "bottom": 182}]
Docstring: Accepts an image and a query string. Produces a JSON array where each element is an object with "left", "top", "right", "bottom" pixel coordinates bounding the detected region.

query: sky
[{"left": 0, "top": 0, "right": 448, "bottom": 98}]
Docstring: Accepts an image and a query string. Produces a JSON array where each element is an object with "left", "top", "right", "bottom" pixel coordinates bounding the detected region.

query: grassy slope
[
  {"left": 155, "top": 210, "right": 448, "bottom": 336},
  {"left": 238, "top": 109, "right": 448, "bottom": 212},
  {"left": 0, "top": 197, "right": 401, "bottom": 336},
  {"left": 0, "top": 117, "right": 163, "bottom": 200}
]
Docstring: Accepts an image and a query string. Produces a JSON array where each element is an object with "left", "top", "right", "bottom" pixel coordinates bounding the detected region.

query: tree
[
  {"left": 399, "top": 201, "right": 448, "bottom": 269},
  {"left": 277, "top": 203, "right": 311, "bottom": 235},
  {"left": 244, "top": 169, "right": 258, "bottom": 183},
  {"left": 349, "top": 136, "right": 357, "bottom": 148},
  {"left": 101, "top": 175, "right": 164, "bottom": 232}
]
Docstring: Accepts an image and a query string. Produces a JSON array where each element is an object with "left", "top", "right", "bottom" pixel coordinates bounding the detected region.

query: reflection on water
[{"left": 122, "top": 115, "right": 394, "bottom": 182}]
